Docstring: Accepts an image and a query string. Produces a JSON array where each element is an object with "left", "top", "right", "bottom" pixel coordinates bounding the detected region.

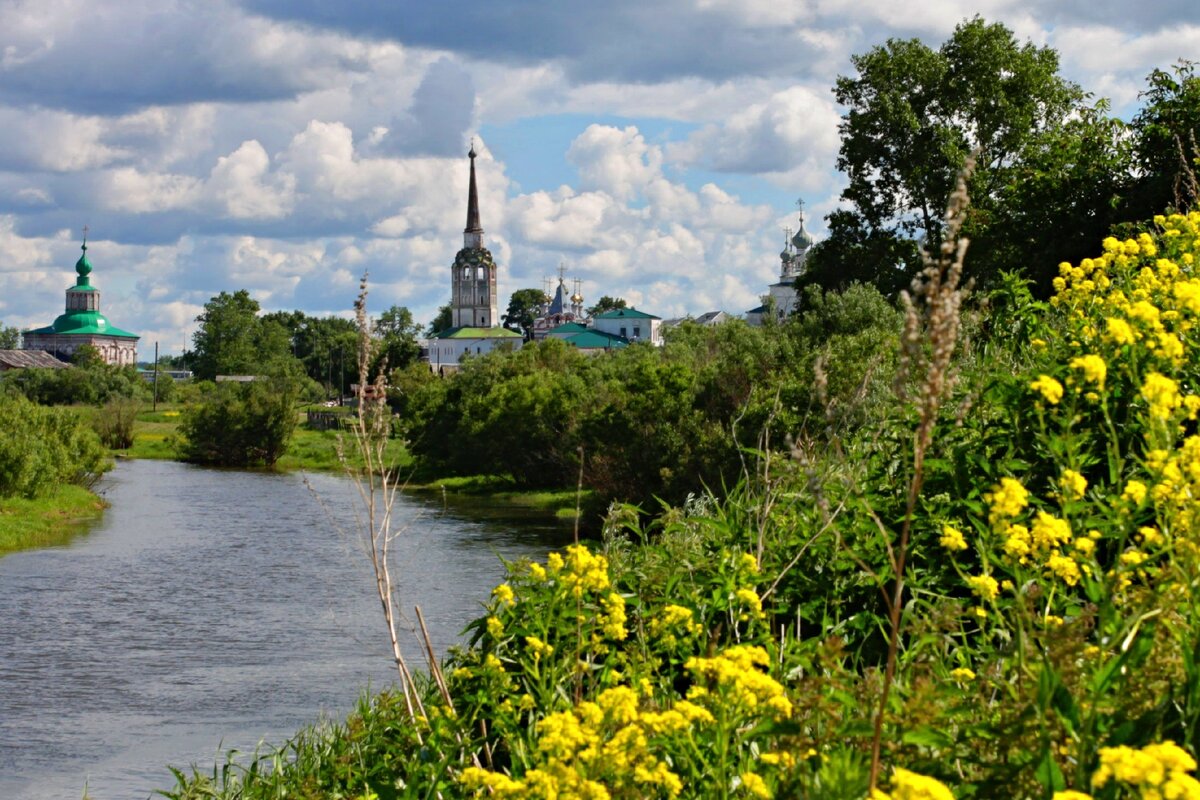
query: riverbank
[
  {"left": 123, "top": 407, "right": 598, "bottom": 524},
  {"left": 0, "top": 485, "right": 107, "bottom": 556}
]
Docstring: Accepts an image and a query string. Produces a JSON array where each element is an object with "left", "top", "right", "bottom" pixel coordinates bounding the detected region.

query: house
[
  {"left": 590, "top": 307, "right": 662, "bottom": 345},
  {"left": 0, "top": 350, "right": 71, "bottom": 371}
]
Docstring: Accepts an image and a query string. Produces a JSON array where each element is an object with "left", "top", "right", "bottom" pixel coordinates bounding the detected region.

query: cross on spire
[
  {"left": 795, "top": 197, "right": 805, "bottom": 223},
  {"left": 81, "top": 225, "right": 89, "bottom": 248},
  {"left": 557, "top": 262, "right": 568, "bottom": 282}
]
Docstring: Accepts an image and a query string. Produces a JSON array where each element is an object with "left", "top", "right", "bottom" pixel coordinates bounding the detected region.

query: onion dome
[
  {"left": 76, "top": 242, "right": 93, "bottom": 278},
  {"left": 791, "top": 222, "right": 813, "bottom": 251},
  {"left": 571, "top": 293, "right": 583, "bottom": 305}
]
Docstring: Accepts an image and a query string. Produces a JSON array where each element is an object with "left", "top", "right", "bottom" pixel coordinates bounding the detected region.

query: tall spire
[{"left": 464, "top": 144, "right": 483, "bottom": 247}]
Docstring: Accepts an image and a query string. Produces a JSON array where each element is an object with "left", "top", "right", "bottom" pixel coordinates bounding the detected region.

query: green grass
[
  {"left": 0, "top": 485, "right": 107, "bottom": 557},
  {"left": 411, "top": 475, "right": 597, "bottom": 518}
]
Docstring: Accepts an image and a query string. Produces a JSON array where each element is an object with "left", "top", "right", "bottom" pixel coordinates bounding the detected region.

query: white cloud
[{"left": 567, "top": 125, "right": 663, "bottom": 201}]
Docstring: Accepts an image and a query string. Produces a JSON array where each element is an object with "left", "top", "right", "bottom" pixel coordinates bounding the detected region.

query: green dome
[{"left": 76, "top": 243, "right": 93, "bottom": 277}]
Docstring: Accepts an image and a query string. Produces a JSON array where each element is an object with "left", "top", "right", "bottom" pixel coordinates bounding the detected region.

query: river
[{"left": 0, "top": 459, "right": 576, "bottom": 800}]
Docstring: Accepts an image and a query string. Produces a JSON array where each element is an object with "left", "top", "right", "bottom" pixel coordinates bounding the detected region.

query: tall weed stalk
[{"left": 868, "top": 155, "right": 975, "bottom": 790}]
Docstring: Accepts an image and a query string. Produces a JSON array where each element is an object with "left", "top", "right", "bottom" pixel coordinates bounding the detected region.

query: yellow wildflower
[
  {"left": 486, "top": 616, "right": 504, "bottom": 638},
  {"left": 1105, "top": 317, "right": 1136, "bottom": 345},
  {"left": 1142, "top": 372, "right": 1182, "bottom": 420},
  {"left": 738, "top": 772, "right": 771, "bottom": 798},
  {"left": 492, "top": 583, "right": 516, "bottom": 607},
  {"left": 1031, "top": 375, "right": 1064, "bottom": 404},
  {"left": 1069, "top": 354, "right": 1107, "bottom": 389},
  {"left": 986, "top": 477, "right": 1029, "bottom": 525},
  {"left": 1059, "top": 469, "right": 1088, "bottom": 501},
  {"left": 966, "top": 574, "right": 999, "bottom": 601},
  {"left": 889, "top": 767, "right": 955, "bottom": 800},
  {"left": 950, "top": 667, "right": 976, "bottom": 683},
  {"left": 939, "top": 525, "right": 968, "bottom": 552}
]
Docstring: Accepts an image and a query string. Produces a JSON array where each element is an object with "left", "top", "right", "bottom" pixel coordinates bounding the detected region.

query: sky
[{"left": 0, "top": 1, "right": 1197, "bottom": 354}]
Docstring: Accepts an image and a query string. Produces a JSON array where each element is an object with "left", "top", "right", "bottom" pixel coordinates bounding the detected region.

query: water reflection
[{"left": 0, "top": 460, "right": 575, "bottom": 800}]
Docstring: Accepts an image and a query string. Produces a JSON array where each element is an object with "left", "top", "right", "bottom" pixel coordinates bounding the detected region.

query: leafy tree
[
  {"left": 0, "top": 321, "right": 19, "bottom": 349},
  {"left": 828, "top": 18, "right": 1091, "bottom": 294},
  {"left": 587, "top": 296, "right": 627, "bottom": 316},
  {"left": 1132, "top": 60, "right": 1200, "bottom": 214},
  {"left": 187, "top": 290, "right": 266, "bottom": 380},
  {"left": 427, "top": 303, "right": 452, "bottom": 337},
  {"left": 502, "top": 288, "right": 547, "bottom": 341},
  {"left": 177, "top": 379, "right": 297, "bottom": 466},
  {"left": 374, "top": 305, "right": 422, "bottom": 373}
]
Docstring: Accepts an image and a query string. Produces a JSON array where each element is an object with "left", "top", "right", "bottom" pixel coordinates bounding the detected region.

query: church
[
  {"left": 425, "top": 147, "right": 522, "bottom": 373},
  {"left": 23, "top": 235, "right": 139, "bottom": 365},
  {"left": 746, "top": 203, "right": 814, "bottom": 325}
]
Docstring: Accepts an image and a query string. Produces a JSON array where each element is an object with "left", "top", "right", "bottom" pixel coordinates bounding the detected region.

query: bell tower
[{"left": 451, "top": 146, "right": 499, "bottom": 328}]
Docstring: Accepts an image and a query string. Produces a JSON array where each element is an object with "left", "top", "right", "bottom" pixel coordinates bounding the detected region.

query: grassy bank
[
  {"left": 0, "top": 485, "right": 107, "bottom": 556},
  {"left": 119, "top": 406, "right": 412, "bottom": 472},
  {"left": 408, "top": 473, "right": 600, "bottom": 521}
]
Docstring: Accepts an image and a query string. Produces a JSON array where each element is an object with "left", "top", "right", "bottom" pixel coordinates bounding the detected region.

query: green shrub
[
  {"left": 0, "top": 395, "right": 108, "bottom": 498},
  {"left": 93, "top": 397, "right": 141, "bottom": 449},
  {"left": 177, "top": 379, "right": 297, "bottom": 466}
]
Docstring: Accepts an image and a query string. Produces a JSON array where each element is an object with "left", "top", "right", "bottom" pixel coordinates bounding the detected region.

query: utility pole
[{"left": 152, "top": 341, "right": 159, "bottom": 411}]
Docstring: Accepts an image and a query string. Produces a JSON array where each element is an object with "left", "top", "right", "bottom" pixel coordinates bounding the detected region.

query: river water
[{"left": 0, "top": 460, "right": 575, "bottom": 800}]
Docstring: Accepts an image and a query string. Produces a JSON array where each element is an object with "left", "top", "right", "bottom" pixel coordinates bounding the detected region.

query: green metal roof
[
  {"left": 563, "top": 331, "right": 628, "bottom": 349},
  {"left": 546, "top": 322, "right": 589, "bottom": 335},
  {"left": 433, "top": 325, "right": 522, "bottom": 340},
  {"left": 593, "top": 307, "right": 659, "bottom": 320},
  {"left": 26, "top": 310, "right": 139, "bottom": 338}
]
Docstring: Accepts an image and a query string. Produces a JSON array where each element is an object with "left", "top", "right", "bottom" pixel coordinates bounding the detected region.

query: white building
[{"left": 590, "top": 307, "right": 663, "bottom": 345}]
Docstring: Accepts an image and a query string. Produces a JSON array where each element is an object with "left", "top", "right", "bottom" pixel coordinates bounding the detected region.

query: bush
[
  {"left": 0, "top": 395, "right": 108, "bottom": 498},
  {"left": 177, "top": 379, "right": 297, "bottom": 466},
  {"left": 93, "top": 397, "right": 141, "bottom": 449}
]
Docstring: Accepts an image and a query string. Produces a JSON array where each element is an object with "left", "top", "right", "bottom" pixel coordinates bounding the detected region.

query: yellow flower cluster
[
  {"left": 460, "top": 684, "right": 715, "bottom": 799},
  {"left": 939, "top": 525, "right": 968, "bottom": 552},
  {"left": 558, "top": 544, "right": 614, "bottom": 597},
  {"left": 1059, "top": 469, "right": 1088, "bottom": 501},
  {"left": 871, "top": 768, "right": 955, "bottom": 800},
  {"left": 1092, "top": 741, "right": 1200, "bottom": 799},
  {"left": 649, "top": 604, "right": 703, "bottom": 648},
  {"left": 684, "top": 645, "right": 793, "bottom": 719},
  {"left": 1031, "top": 374, "right": 1064, "bottom": 404}
]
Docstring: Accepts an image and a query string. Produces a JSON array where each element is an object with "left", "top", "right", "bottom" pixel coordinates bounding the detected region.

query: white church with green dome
[{"left": 23, "top": 237, "right": 139, "bottom": 366}]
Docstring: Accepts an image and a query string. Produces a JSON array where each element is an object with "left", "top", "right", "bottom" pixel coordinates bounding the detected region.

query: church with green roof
[{"left": 24, "top": 237, "right": 139, "bottom": 366}]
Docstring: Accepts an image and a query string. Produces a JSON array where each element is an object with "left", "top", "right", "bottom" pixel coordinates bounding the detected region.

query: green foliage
[
  {"left": 0, "top": 361, "right": 152, "bottom": 405},
  {"left": 0, "top": 321, "right": 19, "bottom": 349},
  {"left": 374, "top": 305, "right": 422, "bottom": 374},
  {"left": 1132, "top": 60, "right": 1200, "bottom": 213},
  {"left": 587, "top": 295, "right": 627, "bottom": 316},
  {"left": 428, "top": 302, "right": 453, "bottom": 336},
  {"left": 93, "top": 397, "right": 140, "bottom": 449},
  {"left": 177, "top": 379, "right": 298, "bottom": 467},
  {"left": 503, "top": 288, "right": 548, "bottom": 340},
  {"left": 188, "top": 290, "right": 272, "bottom": 380},
  {"left": 0, "top": 394, "right": 108, "bottom": 498}
]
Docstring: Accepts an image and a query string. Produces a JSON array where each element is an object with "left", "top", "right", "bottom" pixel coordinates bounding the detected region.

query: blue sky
[{"left": 0, "top": 0, "right": 1197, "bottom": 353}]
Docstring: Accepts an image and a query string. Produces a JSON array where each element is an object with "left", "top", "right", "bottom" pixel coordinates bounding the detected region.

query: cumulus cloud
[
  {"left": 567, "top": 125, "right": 663, "bottom": 201},
  {"left": 377, "top": 57, "right": 477, "bottom": 156},
  {"left": 668, "top": 86, "right": 841, "bottom": 185},
  {"left": 0, "top": 0, "right": 373, "bottom": 113}
]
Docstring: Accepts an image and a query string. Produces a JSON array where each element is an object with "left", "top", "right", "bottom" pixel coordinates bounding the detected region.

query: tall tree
[
  {"left": 503, "top": 288, "right": 547, "bottom": 341},
  {"left": 187, "top": 290, "right": 263, "bottom": 380},
  {"left": 587, "top": 296, "right": 627, "bottom": 316},
  {"left": 374, "top": 305, "right": 422, "bottom": 373},
  {"left": 821, "top": 17, "right": 1096, "bottom": 295}
]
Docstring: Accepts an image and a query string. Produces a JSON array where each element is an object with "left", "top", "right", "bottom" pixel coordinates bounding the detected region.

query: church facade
[{"left": 24, "top": 239, "right": 139, "bottom": 365}]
